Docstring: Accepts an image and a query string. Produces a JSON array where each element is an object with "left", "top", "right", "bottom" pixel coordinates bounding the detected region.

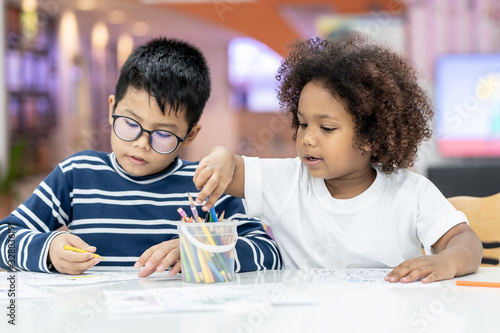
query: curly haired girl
[{"left": 195, "top": 33, "right": 482, "bottom": 283}]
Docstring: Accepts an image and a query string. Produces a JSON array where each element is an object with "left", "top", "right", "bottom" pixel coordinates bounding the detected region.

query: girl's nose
[{"left": 302, "top": 131, "right": 316, "bottom": 146}]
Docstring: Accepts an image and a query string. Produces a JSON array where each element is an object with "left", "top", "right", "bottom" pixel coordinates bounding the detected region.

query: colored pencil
[
  {"left": 178, "top": 241, "right": 192, "bottom": 282},
  {"left": 180, "top": 236, "right": 201, "bottom": 283},
  {"left": 187, "top": 193, "right": 200, "bottom": 222},
  {"left": 456, "top": 280, "right": 500, "bottom": 288},
  {"left": 202, "top": 250, "right": 225, "bottom": 282},
  {"left": 63, "top": 245, "right": 105, "bottom": 260},
  {"left": 209, "top": 206, "right": 219, "bottom": 222},
  {"left": 177, "top": 207, "right": 191, "bottom": 222},
  {"left": 197, "top": 248, "right": 213, "bottom": 283}
]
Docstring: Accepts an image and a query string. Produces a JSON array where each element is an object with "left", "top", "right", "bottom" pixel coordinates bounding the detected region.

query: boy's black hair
[
  {"left": 276, "top": 33, "right": 433, "bottom": 173},
  {"left": 114, "top": 37, "right": 211, "bottom": 130}
]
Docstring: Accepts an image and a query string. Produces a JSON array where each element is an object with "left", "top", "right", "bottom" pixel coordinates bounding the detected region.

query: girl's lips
[
  {"left": 128, "top": 155, "right": 147, "bottom": 165},
  {"left": 303, "top": 155, "right": 322, "bottom": 167}
]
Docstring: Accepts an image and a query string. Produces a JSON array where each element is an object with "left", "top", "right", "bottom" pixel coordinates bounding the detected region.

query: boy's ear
[
  {"left": 181, "top": 124, "right": 202, "bottom": 149},
  {"left": 108, "top": 95, "right": 116, "bottom": 126}
]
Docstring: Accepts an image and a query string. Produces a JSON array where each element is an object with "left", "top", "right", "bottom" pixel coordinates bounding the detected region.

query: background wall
[{"left": 3, "top": 0, "right": 500, "bottom": 212}]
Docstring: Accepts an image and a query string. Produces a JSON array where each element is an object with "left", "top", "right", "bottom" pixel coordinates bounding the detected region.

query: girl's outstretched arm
[
  {"left": 194, "top": 146, "right": 246, "bottom": 212},
  {"left": 386, "top": 223, "right": 483, "bottom": 283}
]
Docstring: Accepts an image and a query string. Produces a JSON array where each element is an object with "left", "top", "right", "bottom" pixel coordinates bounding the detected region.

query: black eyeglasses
[{"left": 112, "top": 114, "right": 187, "bottom": 154}]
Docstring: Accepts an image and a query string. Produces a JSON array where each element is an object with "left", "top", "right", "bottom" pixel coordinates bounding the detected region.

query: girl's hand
[
  {"left": 385, "top": 253, "right": 457, "bottom": 283},
  {"left": 194, "top": 146, "right": 236, "bottom": 212},
  {"left": 134, "top": 239, "right": 180, "bottom": 278},
  {"left": 49, "top": 234, "right": 100, "bottom": 275}
]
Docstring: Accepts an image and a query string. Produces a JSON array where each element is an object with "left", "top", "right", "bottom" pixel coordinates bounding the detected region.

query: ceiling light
[
  {"left": 107, "top": 10, "right": 127, "bottom": 24},
  {"left": 75, "top": 0, "right": 98, "bottom": 11},
  {"left": 21, "top": 0, "right": 37, "bottom": 12},
  {"left": 92, "top": 22, "right": 109, "bottom": 50}
]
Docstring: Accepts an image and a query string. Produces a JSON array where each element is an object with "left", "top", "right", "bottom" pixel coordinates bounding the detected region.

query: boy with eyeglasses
[{"left": 0, "top": 37, "right": 281, "bottom": 276}]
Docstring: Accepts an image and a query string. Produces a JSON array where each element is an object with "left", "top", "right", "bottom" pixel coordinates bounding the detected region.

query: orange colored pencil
[{"left": 455, "top": 280, "right": 500, "bottom": 288}]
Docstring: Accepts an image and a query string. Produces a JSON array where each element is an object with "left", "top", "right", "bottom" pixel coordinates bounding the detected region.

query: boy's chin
[{"left": 122, "top": 166, "right": 150, "bottom": 177}]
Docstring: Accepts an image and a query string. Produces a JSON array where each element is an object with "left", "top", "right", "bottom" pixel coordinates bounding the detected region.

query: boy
[{"left": 0, "top": 37, "right": 281, "bottom": 277}]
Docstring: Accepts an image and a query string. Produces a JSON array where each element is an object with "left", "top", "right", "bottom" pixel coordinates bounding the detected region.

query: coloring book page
[
  {"left": 12, "top": 270, "right": 180, "bottom": 286},
  {"left": 0, "top": 273, "right": 53, "bottom": 299},
  {"left": 304, "top": 268, "right": 441, "bottom": 288}
]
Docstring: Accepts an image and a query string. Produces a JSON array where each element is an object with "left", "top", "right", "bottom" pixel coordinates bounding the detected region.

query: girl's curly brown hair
[{"left": 276, "top": 33, "right": 433, "bottom": 173}]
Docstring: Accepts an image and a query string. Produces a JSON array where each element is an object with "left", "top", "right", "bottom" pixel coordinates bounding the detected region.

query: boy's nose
[{"left": 133, "top": 132, "right": 152, "bottom": 151}]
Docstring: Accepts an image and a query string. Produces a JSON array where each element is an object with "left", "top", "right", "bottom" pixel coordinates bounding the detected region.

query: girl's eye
[{"left": 322, "top": 127, "right": 336, "bottom": 132}]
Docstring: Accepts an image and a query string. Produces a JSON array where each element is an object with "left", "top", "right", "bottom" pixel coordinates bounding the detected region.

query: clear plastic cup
[{"left": 178, "top": 221, "right": 237, "bottom": 283}]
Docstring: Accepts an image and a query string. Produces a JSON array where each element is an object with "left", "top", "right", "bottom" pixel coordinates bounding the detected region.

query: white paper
[
  {"left": 304, "top": 268, "right": 441, "bottom": 288},
  {"left": 0, "top": 272, "right": 54, "bottom": 299},
  {"left": 13, "top": 270, "right": 181, "bottom": 286},
  {"left": 106, "top": 283, "right": 315, "bottom": 314}
]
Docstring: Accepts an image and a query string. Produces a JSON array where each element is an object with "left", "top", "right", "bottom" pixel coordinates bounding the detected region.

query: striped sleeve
[
  {"left": 215, "top": 195, "right": 282, "bottom": 272},
  {"left": 0, "top": 161, "right": 72, "bottom": 272}
]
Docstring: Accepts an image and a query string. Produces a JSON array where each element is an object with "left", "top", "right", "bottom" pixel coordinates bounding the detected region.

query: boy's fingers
[
  {"left": 159, "top": 247, "right": 180, "bottom": 271},
  {"left": 137, "top": 241, "right": 179, "bottom": 277},
  {"left": 63, "top": 251, "right": 96, "bottom": 262},
  {"left": 58, "top": 257, "right": 100, "bottom": 275},
  {"left": 66, "top": 239, "right": 96, "bottom": 254},
  {"left": 134, "top": 246, "right": 158, "bottom": 269},
  {"left": 169, "top": 261, "right": 182, "bottom": 276},
  {"left": 137, "top": 256, "right": 168, "bottom": 278},
  {"left": 137, "top": 266, "right": 155, "bottom": 278},
  {"left": 141, "top": 242, "right": 176, "bottom": 269}
]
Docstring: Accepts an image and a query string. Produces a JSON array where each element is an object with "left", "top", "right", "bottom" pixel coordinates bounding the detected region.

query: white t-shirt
[{"left": 243, "top": 156, "right": 467, "bottom": 270}]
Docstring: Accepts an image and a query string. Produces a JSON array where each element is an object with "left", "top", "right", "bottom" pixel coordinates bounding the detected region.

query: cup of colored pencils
[{"left": 177, "top": 195, "right": 237, "bottom": 283}]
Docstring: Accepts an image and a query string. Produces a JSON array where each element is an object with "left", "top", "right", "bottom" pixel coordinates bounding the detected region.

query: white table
[{"left": 1, "top": 268, "right": 500, "bottom": 333}]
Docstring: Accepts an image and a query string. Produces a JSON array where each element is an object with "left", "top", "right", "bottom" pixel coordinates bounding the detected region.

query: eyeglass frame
[{"left": 111, "top": 112, "right": 189, "bottom": 155}]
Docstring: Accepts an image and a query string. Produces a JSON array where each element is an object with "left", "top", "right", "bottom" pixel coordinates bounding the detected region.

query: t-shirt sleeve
[
  {"left": 416, "top": 177, "right": 468, "bottom": 254},
  {"left": 243, "top": 156, "right": 263, "bottom": 219},
  {"left": 243, "top": 156, "right": 301, "bottom": 226},
  {"left": 0, "top": 162, "right": 72, "bottom": 272}
]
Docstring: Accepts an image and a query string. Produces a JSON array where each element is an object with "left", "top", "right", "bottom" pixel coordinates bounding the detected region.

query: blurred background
[{"left": 1, "top": 0, "right": 500, "bottom": 217}]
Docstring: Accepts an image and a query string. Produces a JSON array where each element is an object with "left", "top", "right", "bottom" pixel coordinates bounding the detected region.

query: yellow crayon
[{"left": 63, "top": 245, "right": 105, "bottom": 260}]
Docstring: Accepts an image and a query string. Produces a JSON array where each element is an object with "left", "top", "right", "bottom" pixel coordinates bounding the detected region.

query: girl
[{"left": 194, "top": 33, "right": 482, "bottom": 283}]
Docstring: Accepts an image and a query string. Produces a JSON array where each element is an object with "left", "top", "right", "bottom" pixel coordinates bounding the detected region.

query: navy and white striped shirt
[{"left": 0, "top": 150, "right": 281, "bottom": 273}]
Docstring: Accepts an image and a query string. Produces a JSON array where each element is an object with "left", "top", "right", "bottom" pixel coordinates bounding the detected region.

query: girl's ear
[{"left": 181, "top": 124, "right": 202, "bottom": 148}]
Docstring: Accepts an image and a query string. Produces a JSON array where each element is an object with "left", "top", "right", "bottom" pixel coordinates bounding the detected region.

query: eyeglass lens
[{"left": 113, "top": 116, "right": 180, "bottom": 154}]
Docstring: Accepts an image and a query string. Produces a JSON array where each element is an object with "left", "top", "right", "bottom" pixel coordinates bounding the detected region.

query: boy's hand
[
  {"left": 385, "top": 253, "right": 457, "bottom": 284},
  {"left": 193, "top": 146, "right": 236, "bottom": 211},
  {"left": 49, "top": 234, "right": 100, "bottom": 275},
  {"left": 134, "top": 239, "right": 180, "bottom": 278}
]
